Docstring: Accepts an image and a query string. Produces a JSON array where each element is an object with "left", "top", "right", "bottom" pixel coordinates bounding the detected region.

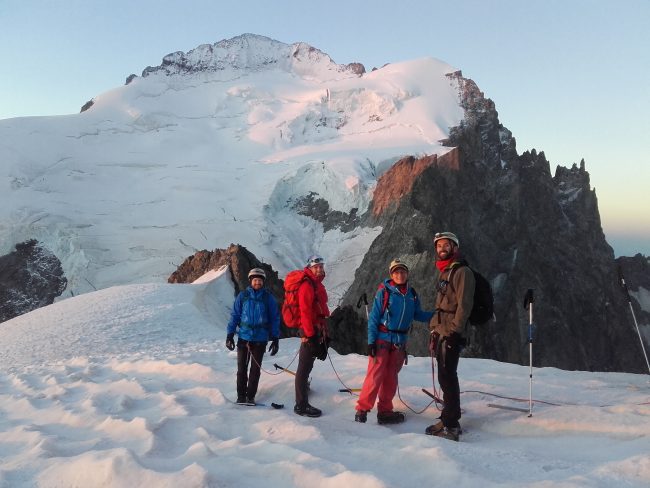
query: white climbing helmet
[
  {"left": 433, "top": 232, "right": 459, "bottom": 247},
  {"left": 248, "top": 268, "right": 266, "bottom": 281}
]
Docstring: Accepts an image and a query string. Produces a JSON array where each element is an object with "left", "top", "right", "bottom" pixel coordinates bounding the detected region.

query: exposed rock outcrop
[
  {"left": 371, "top": 150, "right": 459, "bottom": 216},
  {"left": 0, "top": 240, "right": 67, "bottom": 323},
  {"left": 292, "top": 192, "right": 361, "bottom": 232},
  {"left": 169, "top": 244, "right": 295, "bottom": 338},
  {"left": 80, "top": 99, "right": 94, "bottom": 113},
  {"left": 169, "top": 243, "right": 280, "bottom": 294}
]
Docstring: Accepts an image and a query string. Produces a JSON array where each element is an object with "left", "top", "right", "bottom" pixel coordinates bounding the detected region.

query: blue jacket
[
  {"left": 368, "top": 279, "right": 433, "bottom": 346},
  {"left": 227, "top": 287, "right": 280, "bottom": 342}
]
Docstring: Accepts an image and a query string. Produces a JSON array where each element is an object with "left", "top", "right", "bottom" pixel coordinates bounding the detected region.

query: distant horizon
[{"left": 1, "top": 0, "right": 648, "bottom": 256}]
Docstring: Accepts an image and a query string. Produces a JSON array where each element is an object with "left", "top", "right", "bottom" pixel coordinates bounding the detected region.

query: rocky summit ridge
[{"left": 137, "top": 33, "right": 365, "bottom": 81}]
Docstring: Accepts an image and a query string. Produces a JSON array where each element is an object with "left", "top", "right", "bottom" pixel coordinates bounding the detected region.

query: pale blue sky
[{"left": 1, "top": 0, "right": 648, "bottom": 255}]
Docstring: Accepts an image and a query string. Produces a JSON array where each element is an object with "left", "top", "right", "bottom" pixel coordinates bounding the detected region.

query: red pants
[{"left": 356, "top": 341, "right": 405, "bottom": 413}]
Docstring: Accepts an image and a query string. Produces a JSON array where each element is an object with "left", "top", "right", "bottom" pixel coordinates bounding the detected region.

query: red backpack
[{"left": 282, "top": 270, "right": 310, "bottom": 328}]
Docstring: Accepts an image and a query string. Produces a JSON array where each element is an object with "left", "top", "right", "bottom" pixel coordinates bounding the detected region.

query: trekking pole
[
  {"left": 618, "top": 267, "right": 650, "bottom": 375},
  {"left": 524, "top": 289, "right": 534, "bottom": 417}
]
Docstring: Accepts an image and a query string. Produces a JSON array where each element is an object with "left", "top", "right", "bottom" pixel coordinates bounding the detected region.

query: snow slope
[
  {"left": 0, "top": 271, "right": 648, "bottom": 487},
  {"left": 0, "top": 35, "right": 463, "bottom": 304}
]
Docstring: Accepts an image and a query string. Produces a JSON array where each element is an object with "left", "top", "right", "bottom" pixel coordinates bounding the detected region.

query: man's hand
[
  {"left": 367, "top": 343, "right": 377, "bottom": 358},
  {"left": 226, "top": 333, "right": 235, "bottom": 351},
  {"left": 268, "top": 337, "right": 279, "bottom": 356}
]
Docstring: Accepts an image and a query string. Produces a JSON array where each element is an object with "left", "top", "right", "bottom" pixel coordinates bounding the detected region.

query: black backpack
[{"left": 448, "top": 261, "right": 494, "bottom": 326}]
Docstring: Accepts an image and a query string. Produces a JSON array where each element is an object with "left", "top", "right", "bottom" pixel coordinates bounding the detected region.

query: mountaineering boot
[
  {"left": 354, "top": 410, "right": 368, "bottom": 423},
  {"left": 424, "top": 419, "right": 444, "bottom": 435},
  {"left": 426, "top": 420, "right": 462, "bottom": 436},
  {"left": 433, "top": 426, "right": 461, "bottom": 442},
  {"left": 294, "top": 403, "right": 322, "bottom": 418},
  {"left": 377, "top": 411, "right": 405, "bottom": 425}
]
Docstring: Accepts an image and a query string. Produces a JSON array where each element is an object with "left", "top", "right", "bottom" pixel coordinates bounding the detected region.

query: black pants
[
  {"left": 237, "top": 340, "right": 266, "bottom": 400},
  {"left": 295, "top": 341, "right": 316, "bottom": 407},
  {"left": 436, "top": 334, "right": 462, "bottom": 428}
]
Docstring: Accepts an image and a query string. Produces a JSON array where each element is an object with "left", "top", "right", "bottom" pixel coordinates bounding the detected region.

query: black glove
[
  {"left": 268, "top": 337, "right": 279, "bottom": 356},
  {"left": 226, "top": 333, "right": 235, "bottom": 351},
  {"left": 367, "top": 343, "right": 377, "bottom": 358},
  {"left": 316, "top": 338, "right": 328, "bottom": 361},
  {"left": 305, "top": 335, "right": 324, "bottom": 360},
  {"left": 305, "top": 335, "right": 317, "bottom": 354}
]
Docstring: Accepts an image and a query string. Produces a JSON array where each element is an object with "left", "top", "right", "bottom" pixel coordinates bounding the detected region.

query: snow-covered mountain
[
  {"left": 2, "top": 33, "right": 647, "bottom": 374},
  {"left": 0, "top": 33, "right": 463, "bottom": 304}
]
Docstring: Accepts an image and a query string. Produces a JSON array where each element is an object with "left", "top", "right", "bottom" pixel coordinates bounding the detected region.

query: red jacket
[{"left": 298, "top": 266, "right": 330, "bottom": 338}]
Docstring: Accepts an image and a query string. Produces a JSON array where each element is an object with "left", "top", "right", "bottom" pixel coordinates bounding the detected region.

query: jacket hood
[
  {"left": 382, "top": 278, "right": 409, "bottom": 294},
  {"left": 303, "top": 266, "right": 325, "bottom": 283}
]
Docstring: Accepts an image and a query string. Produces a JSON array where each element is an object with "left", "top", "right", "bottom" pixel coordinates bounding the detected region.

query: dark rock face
[
  {"left": 169, "top": 244, "right": 296, "bottom": 338},
  {"left": 292, "top": 192, "right": 361, "bottom": 232},
  {"left": 345, "top": 62, "right": 366, "bottom": 76},
  {"left": 80, "top": 99, "right": 94, "bottom": 113},
  {"left": 443, "top": 71, "right": 518, "bottom": 169},
  {"left": 329, "top": 72, "right": 647, "bottom": 373},
  {"left": 0, "top": 240, "right": 67, "bottom": 323},
  {"left": 616, "top": 254, "right": 650, "bottom": 296}
]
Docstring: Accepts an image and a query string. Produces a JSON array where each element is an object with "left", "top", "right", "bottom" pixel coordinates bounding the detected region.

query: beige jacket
[{"left": 430, "top": 262, "right": 475, "bottom": 337}]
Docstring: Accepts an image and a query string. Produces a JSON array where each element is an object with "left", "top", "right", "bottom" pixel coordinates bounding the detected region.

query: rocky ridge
[
  {"left": 326, "top": 71, "right": 647, "bottom": 372},
  {"left": 138, "top": 34, "right": 365, "bottom": 80}
]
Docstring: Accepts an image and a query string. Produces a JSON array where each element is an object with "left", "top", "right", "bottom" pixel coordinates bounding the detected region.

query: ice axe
[
  {"left": 273, "top": 363, "right": 296, "bottom": 376},
  {"left": 357, "top": 293, "right": 369, "bottom": 319}
]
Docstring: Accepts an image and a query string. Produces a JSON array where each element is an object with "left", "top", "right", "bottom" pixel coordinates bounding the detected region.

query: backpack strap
[
  {"left": 378, "top": 284, "right": 390, "bottom": 315},
  {"left": 379, "top": 284, "right": 417, "bottom": 335},
  {"left": 446, "top": 260, "right": 469, "bottom": 293},
  {"left": 379, "top": 283, "right": 417, "bottom": 314},
  {"left": 436, "top": 263, "right": 465, "bottom": 320}
]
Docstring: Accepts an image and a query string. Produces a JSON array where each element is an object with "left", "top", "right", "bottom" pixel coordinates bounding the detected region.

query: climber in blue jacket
[{"left": 226, "top": 267, "right": 280, "bottom": 405}]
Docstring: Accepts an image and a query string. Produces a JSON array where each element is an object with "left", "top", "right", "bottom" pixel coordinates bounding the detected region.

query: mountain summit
[{"left": 138, "top": 33, "right": 366, "bottom": 80}]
